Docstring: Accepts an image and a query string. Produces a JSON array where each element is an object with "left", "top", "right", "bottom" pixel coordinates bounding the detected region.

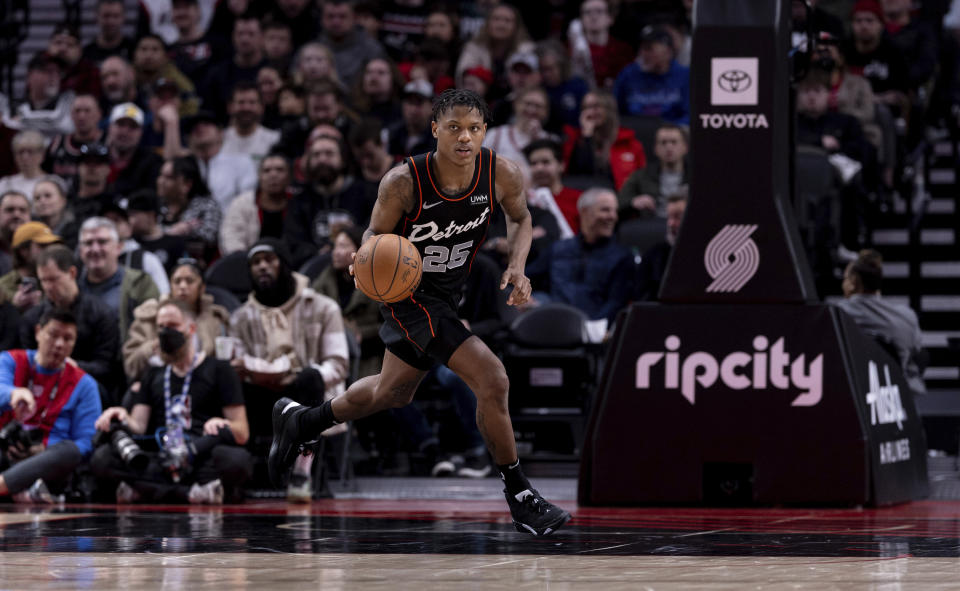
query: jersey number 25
[{"left": 422, "top": 240, "right": 473, "bottom": 272}]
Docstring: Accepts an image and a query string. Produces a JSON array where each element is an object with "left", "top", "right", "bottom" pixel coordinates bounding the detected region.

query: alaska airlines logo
[
  {"left": 865, "top": 360, "right": 906, "bottom": 430},
  {"left": 704, "top": 224, "right": 759, "bottom": 293},
  {"left": 408, "top": 208, "right": 489, "bottom": 243},
  {"left": 470, "top": 193, "right": 489, "bottom": 205},
  {"left": 635, "top": 335, "right": 823, "bottom": 406}
]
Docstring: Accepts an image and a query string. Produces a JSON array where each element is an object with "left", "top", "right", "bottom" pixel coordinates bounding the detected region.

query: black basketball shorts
[{"left": 379, "top": 291, "right": 473, "bottom": 371}]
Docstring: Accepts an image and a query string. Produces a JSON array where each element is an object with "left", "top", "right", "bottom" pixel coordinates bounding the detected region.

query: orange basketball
[{"left": 353, "top": 234, "right": 423, "bottom": 303}]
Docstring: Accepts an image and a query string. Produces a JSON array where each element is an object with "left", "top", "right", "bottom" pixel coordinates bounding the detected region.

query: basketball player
[{"left": 268, "top": 89, "right": 571, "bottom": 535}]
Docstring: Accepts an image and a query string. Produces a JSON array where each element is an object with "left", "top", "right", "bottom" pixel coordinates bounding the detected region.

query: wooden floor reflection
[
  {"left": 3, "top": 552, "right": 960, "bottom": 590},
  {"left": 2, "top": 498, "right": 960, "bottom": 589}
]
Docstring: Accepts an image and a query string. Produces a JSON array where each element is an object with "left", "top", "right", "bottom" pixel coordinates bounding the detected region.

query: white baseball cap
[{"left": 109, "top": 102, "right": 145, "bottom": 126}]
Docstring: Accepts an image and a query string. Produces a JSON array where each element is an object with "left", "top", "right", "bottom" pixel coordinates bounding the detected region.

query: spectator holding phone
[{"left": 0, "top": 222, "right": 62, "bottom": 313}]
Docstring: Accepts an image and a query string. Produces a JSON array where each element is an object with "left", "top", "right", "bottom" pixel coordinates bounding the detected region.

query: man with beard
[
  {"left": 229, "top": 239, "right": 348, "bottom": 500},
  {"left": 106, "top": 103, "right": 164, "bottom": 198},
  {"left": 842, "top": 1, "right": 911, "bottom": 109},
  {"left": 92, "top": 299, "right": 251, "bottom": 504},
  {"left": 0, "top": 191, "right": 30, "bottom": 276},
  {"left": 221, "top": 82, "right": 280, "bottom": 164},
  {"left": 99, "top": 57, "right": 142, "bottom": 116},
  {"left": 283, "top": 135, "right": 374, "bottom": 268},
  {"left": 46, "top": 23, "right": 102, "bottom": 98}
]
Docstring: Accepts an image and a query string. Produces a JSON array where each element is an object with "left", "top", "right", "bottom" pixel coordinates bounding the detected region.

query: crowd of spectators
[{"left": 0, "top": 0, "right": 953, "bottom": 503}]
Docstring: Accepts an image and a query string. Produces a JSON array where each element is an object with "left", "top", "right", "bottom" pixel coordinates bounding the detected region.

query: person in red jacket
[{"left": 562, "top": 89, "right": 645, "bottom": 191}]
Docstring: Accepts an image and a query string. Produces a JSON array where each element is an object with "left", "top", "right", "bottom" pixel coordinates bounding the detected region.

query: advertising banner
[{"left": 578, "top": 304, "right": 928, "bottom": 506}]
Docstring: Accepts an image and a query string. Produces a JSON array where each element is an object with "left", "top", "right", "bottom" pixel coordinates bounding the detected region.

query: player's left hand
[{"left": 501, "top": 267, "right": 531, "bottom": 306}]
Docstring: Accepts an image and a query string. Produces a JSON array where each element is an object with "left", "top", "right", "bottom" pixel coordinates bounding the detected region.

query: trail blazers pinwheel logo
[{"left": 704, "top": 224, "right": 759, "bottom": 293}]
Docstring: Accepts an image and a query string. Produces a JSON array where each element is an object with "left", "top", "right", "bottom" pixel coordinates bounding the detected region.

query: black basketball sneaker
[
  {"left": 505, "top": 488, "right": 572, "bottom": 536},
  {"left": 268, "top": 398, "right": 318, "bottom": 487}
]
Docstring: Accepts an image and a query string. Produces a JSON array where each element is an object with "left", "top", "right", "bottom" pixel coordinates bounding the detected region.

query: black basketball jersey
[{"left": 394, "top": 147, "right": 497, "bottom": 296}]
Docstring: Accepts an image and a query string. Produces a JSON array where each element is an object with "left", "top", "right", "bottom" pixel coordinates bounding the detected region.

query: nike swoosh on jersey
[{"left": 422, "top": 201, "right": 442, "bottom": 209}]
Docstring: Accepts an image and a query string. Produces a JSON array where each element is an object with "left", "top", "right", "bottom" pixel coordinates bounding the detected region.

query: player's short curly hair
[{"left": 431, "top": 88, "right": 490, "bottom": 124}]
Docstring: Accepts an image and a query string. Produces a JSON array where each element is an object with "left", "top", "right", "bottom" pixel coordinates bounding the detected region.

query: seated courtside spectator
[
  {"left": 0, "top": 309, "right": 102, "bottom": 503},
  {"left": 230, "top": 239, "right": 349, "bottom": 500},
  {"left": 92, "top": 299, "right": 251, "bottom": 504}
]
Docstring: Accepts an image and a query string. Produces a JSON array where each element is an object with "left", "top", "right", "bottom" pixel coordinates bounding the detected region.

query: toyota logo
[{"left": 718, "top": 70, "right": 752, "bottom": 93}]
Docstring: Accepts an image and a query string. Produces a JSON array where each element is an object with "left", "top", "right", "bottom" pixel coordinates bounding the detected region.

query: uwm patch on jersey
[{"left": 394, "top": 148, "right": 497, "bottom": 295}]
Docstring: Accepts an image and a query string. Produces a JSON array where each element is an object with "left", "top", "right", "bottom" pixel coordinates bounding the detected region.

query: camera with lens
[
  {"left": 0, "top": 421, "right": 34, "bottom": 453},
  {"left": 97, "top": 418, "right": 149, "bottom": 472}
]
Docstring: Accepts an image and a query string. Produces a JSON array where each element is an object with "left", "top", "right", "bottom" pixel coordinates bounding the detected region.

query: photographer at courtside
[
  {"left": 91, "top": 299, "right": 251, "bottom": 504},
  {"left": 0, "top": 309, "right": 102, "bottom": 503}
]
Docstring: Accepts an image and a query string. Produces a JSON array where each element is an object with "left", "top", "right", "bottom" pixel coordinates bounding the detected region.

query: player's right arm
[{"left": 362, "top": 164, "right": 416, "bottom": 245}]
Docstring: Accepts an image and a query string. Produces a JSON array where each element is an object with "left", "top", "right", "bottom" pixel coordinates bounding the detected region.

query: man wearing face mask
[
  {"left": 229, "top": 238, "right": 348, "bottom": 500},
  {"left": 91, "top": 299, "right": 251, "bottom": 504},
  {"left": 283, "top": 135, "right": 374, "bottom": 268},
  {"left": 0, "top": 309, "right": 102, "bottom": 503}
]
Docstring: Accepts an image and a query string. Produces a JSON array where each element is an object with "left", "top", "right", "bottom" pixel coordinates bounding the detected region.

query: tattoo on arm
[{"left": 367, "top": 166, "right": 416, "bottom": 241}]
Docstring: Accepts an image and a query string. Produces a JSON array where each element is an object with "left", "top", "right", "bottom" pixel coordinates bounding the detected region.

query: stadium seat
[
  {"left": 618, "top": 216, "right": 667, "bottom": 254},
  {"left": 299, "top": 252, "right": 332, "bottom": 281},
  {"left": 561, "top": 174, "right": 615, "bottom": 191},
  {"left": 204, "top": 251, "right": 252, "bottom": 300},
  {"left": 204, "top": 285, "right": 242, "bottom": 312},
  {"left": 502, "top": 303, "right": 595, "bottom": 459},
  {"left": 794, "top": 145, "right": 842, "bottom": 291}
]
